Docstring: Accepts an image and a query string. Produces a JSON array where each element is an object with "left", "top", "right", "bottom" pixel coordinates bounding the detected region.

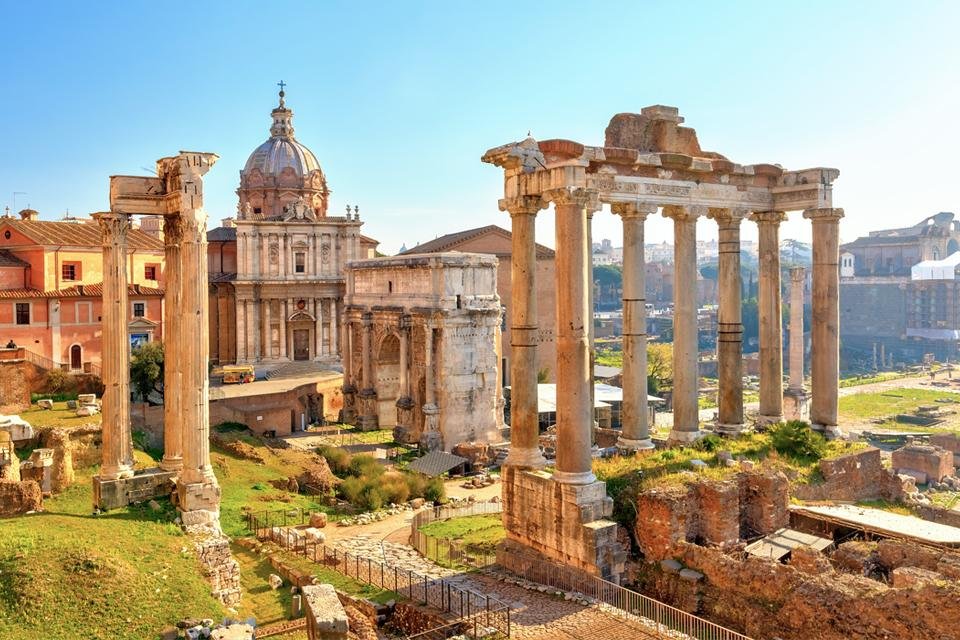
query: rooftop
[
  {"left": 401, "top": 225, "right": 555, "bottom": 259},
  {"left": 0, "top": 218, "right": 163, "bottom": 251}
]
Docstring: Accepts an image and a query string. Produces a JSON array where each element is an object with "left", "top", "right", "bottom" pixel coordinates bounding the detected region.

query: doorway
[
  {"left": 70, "top": 344, "right": 82, "bottom": 371},
  {"left": 293, "top": 329, "right": 310, "bottom": 361}
]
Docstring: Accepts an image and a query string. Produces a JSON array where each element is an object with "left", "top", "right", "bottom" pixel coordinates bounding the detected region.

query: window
[
  {"left": 144, "top": 265, "right": 157, "bottom": 280},
  {"left": 15, "top": 303, "right": 29, "bottom": 325},
  {"left": 295, "top": 252, "right": 305, "bottom": 273},
  {"left": 62, "top": 264, "right": 76, "bottom": 281},
  {"left": 253, "top": 207, "right": 262, "bottom": 215},
  {"left": 133, "top": 302, "right": 145, "bottom": 318},
  {"left": 388, "top": 280, "right": 393, "bottom": 293}
]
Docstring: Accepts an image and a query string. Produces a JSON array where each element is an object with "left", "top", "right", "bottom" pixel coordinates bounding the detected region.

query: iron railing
[{"left": 409, "top": 502, "right": 503, "bottom": 569}]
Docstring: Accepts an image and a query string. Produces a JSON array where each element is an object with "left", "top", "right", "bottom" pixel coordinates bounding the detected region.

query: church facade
[{"left": 211, "top": 88, "right": 377, "bottom": 366}]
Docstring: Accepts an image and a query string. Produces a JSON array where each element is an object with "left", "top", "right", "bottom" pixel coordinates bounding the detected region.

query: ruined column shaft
[
  {"left": 789, "top": 268, "right": 805, "bottom": 393},
  {"left": 361, "top": 313, "right": 373, "bottom": 390},
  {"left": 664, "top": 206, "right": 702, "bottom": 442},
  {"left": 160, "top": 215, "right": 183, "bottom": 473},
  {"left": 549, "top": 188, "right": 599, "bottom": 484},
  {"left": 424, "top": 324, "right": 436, "bottom": 406},
  {"left": 398, "top": 325, "right": 410, "bottom": 397},
  {"left": 712, "top": 210, "right": 746, "bottom": 431},
  {"left": 753, "top": 211, "right": 786, "bottom": 421},
  {"left": 96, "top": 212, "right": 134, "bottom": 480},
  {"left": 503, "top": 197, "right": 546, "bottom": 468},
  {"left": 804, "top": 208, "right": 844, "bottom": 431},
  {"left": 614, "top": 202, "right": 656, "bottom": 450}
]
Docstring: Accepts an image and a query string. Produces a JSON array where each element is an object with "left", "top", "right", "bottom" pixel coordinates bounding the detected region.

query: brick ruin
[{"left": 793, "top": 447, "right": 907, "bottom": 502}]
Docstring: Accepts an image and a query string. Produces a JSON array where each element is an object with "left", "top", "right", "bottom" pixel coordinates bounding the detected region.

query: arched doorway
[
  {"left": 376, "top": 334, "right": 401, "bottom": 427},
  {"left": 70, "top": 344, "right": 82, "bottom": 371}
]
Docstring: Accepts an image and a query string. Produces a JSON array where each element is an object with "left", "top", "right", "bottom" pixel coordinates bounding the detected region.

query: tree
[
  {"left": 130, "top": 342, "right": 164, "bottom": 403},
  {"left": 647, "top": 342, "right": 673, "bottom": 394}
]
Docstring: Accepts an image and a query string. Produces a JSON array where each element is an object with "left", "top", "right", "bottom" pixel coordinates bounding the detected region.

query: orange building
[{"left": 0, "top": 210, "right": 165, "bottom": 372}]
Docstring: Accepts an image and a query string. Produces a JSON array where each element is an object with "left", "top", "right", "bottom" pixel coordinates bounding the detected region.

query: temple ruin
[
  {"left": 92, "top": 151, "right": 222, "bottom": 533},
  {"left": 483, "top": 105, "right": 843, "bottom": 581}
]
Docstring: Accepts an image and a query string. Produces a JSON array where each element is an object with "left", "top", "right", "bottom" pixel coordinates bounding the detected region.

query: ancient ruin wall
[{"left": 793, "top": 447, "right": 905, "bottom": 502}]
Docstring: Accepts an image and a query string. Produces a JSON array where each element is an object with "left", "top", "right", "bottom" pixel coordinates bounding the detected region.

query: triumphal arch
[
  {"left": 93, "top": 151, "right": 222, "bottom": 533},
  {"left": 483, "top": 106, "right": 842, "bottom": 581}
]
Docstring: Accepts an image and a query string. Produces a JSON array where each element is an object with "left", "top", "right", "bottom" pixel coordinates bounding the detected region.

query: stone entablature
[{"left": 343, "top": 253, "right": 502, "bottom": 451}]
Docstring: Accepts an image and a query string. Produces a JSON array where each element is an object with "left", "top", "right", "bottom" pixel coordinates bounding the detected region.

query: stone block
[
  {"left": 269, "top": 573, "right": 283, "bottom": 590},
  {"left": 0, "top": 479, "right": 42, "bottom": 515},
  {"left": 303, "top": 583, "right": 349, "bottom": 640},
  {"left": 891, "top": 566, "right": 942, "bottom": 589},
  {"left": 304, "top": 527, "right": 326, "bottom": 543},
  {"left": 37, "top": 399, "right": 54, "bottom": 410},
  {"left": 309, "top": 511, "right": 328, "bottom": 528},
  {"left": 678, "top": 568, "right": 703, "bottom": 582},
  {"left": 77, "top": 393, "right": 97, "bottom": 406},
  {"left": 660, "top": 558, "right": 683, "bottom": 573},
  {"left": 92, "top": 468, "right": 176, "bottom": 511},
  {"left": 892, "top": 443, "right": 954, "bottom": 484}
]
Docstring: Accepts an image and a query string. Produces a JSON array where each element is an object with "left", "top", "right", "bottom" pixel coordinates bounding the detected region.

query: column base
[
  {"left": 756, "top": 414, "right": 784, "bottom": 426},
  {"left": 99, "top": 465, "right": 135, "bottom": 481},
  {"left": 552, "top": 469, "right": 597, "bottom": 485},
  {"left": 92, "top": 468, "right": 176, "bottom": 511},
  {"left": 667, "top": 429, "right": 703, "bottom": 445},
  {"left": 177, "top": 480, "right": 223, "bottom": 534},
  {"left": 616, "top": 436, "right": 655, "bottom": 452},
  {"left": 783, "top": 389, "right": 811, "bottom": 421},
  {"left": 812, "top": 423, "right": 843, "bottom": 440},
  {"left": 418, "top": 430, "right": 443, "bottom": 453},
  {"left": 714, "top": 423, "right": 746, "bottom": 436},
  {"left": 503, "top": 446, "right": 547, "bottom": 469},
  {"left": 160, "top": 456, "right": 183, "bottom": 475}
]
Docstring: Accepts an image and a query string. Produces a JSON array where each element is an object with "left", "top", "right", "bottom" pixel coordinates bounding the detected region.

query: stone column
[
  {"left": 314, "top": 298, "right": 323, "bottom": 359},
  {"left": 160, "top": 215, "right": 183, "bottom": 473},
  {"left": 279, "top": 300, "right": 288, "bottom": 359},
  {"left": 708, "top": 208, "right": 747, "bottom": 434},
  {"left": 789, "top": 267, "right": 806, "bottom": 393},
  {"left": 177, "top": 201, "right": 221, "bottom": 529},
  {"left": 752, "top": 211, "right": 787, "bottom": 423},
  {"left": 612, "top": 201, "right": 657, "bottom": 450},
  {"left": 251, "top": 291, "right": 260, "bottom": 362},
  {"left": 501, "top": 196, "right": 547, "bottom": 468},
  {"left": 547, "top": 188, "right": 600, "bottom": 484},
  {"left": 330, "top": 299, "right": 339, "bottom": 357},
  {"left": 358, "top": 311, "right": 377, "bottom": 429},
  {"left": 396, "top": 317, "right": 414, "bottom": 434},
  {"left": 663, "top": 205, "right": 703, "bottom": 443},
  {"left": 342, "top": 317, "right": 357, "bottom": 423},
  {"left": 804, "top": 208, "right": 844, "bottom": 437},
  {"left": 263, "top": 299, "right": 272, "bottom": 359},
  {"left": 419, "top": 321, "right": 442, "bottom": 451},
  {"left": 94, "top": 212, "right": 134, "bottom": 481}
]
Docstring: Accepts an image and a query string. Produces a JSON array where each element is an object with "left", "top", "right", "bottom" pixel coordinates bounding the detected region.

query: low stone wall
[
  {"left": 930, "top": 433, "right": 960, "bottom": 467},
  {"left": 303, "top": 584, "right": 348, "bottom": 640},
  {"left": 0, "top": 479, "right": 42, "bottom": 515},
  {"left": 915, "top": 502, "right": 960, "bottom": 529},
  {"left": 194, "top": 535, "right": 242, "bottom": 607},
  {"left": 632, "top": 541, "right": 960, "bottom": 640},
  {"left": 388, "top": 602, "right": 453, "bottom": 638},
  {"left": 634, "top": 469, "right": 790, "bottom": 561},
  {"left": 0, "top": 360, "right": 43, "bottom": 413},
  {"left": 793, "top": 447, "right": 905, "bottom": 502},
  {"left": 891, "top": 443, "right": 954, "bottom": 484}
]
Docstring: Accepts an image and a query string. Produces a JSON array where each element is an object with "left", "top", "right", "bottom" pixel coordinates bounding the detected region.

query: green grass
[
  {"left": 839, "top": 388, "right": 960, "bottom": 422},
  {"left": 929, "top": 491, "right": 960, "bottom": 510},
  {"left": 0, "top": 453, "right": 223, "bottom": 640},
  {"left": 855, "top": 499, "right": 917, "bottom": 516},
  {"left": 17, "top": 402, "right": 102, "bottom": 430},
  {"left": 418, "top": 514, "right": 505, "bottom": 552},
  {"left": 839, "top": 372, "right": 915, "bottom": 388}
]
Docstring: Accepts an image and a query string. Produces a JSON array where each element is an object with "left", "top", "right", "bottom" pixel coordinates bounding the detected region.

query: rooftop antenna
[
  {"left": 12, "top": 192, "right": 26, "bottom": 212},
  {"left": 140, "top": 166, "right": 159, "bottom": 176}
]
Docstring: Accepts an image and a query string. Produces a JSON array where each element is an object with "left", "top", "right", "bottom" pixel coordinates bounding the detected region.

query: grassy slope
[
  {"left": 0, "top": 452, "right": 222, "bottom": 640},
  {"left": 839, "top": 388, "right": 960, "bottom": 423},
  {"left": 418, "top": 514, "right": 505, "bottom": 551},
  {"left": 18, "top": 401, "right": 102, "bottom": 429}
]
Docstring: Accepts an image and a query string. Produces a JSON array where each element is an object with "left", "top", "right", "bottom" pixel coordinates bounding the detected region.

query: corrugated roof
[
  {"left": 401, "top": 225, "right": 555, "bottom": 258},
  {"left": 408, "top": 451, "right": 468, "bottom": 477},
  {"left": 0, "top": 282, "right": 164, "bottom": 299},
  {"left": 0, "top": 250, "right": 29, "bottom": 268},
  {"left": 0, "top": 219, "right": 163, "bottom": 250}
]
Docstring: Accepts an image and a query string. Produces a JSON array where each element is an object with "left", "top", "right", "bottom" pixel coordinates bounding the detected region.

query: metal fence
[
  {"left": 247, "top": 515, "right": 511, "bottom": 638},
  {"left": 516, "top": 558, "right": 753, "bottom": 640},
  {"left": 409, "top": 502, "right": 503, "bottom": 570}
]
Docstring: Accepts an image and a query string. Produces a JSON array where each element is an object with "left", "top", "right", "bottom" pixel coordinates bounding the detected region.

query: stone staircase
[{"left": 264, "top": 360, "right": 336, "bottom": 381}]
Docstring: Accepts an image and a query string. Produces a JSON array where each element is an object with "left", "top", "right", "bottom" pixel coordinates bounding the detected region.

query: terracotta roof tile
[
  {"left": 0, "top": 219, "right": 163, "bottom": 250},
  {"left": 0, "top": 282, "right": 164, "bottom": 299},
  {"left": 0, "top": 250, "right": 29, "bottom": 268},
  {"left": 400, "top": 225, "right": 555, "bottom": 258}
]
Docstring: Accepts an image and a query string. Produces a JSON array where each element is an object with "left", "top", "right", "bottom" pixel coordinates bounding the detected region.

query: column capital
[
  {"left": 706, "top": 207, "right": 750, "bottom": 224},
  {"left": 790, "top": 266, "right": 806, "bottom": 282},
  {"left": 361, "top": 311, "right": 373, "bottom": 327},
  {"left": 93, "top": 212, "right": 131, "bottom": 242},
  {"left": 543, "top": 187, "right": 600, "bottom": 212},
  {"left": 499, "top": 195, "right": 546, "bottom": 217},
  {"left": 750, "top": 210, "right": 788, "bottom": 225},
  {"left": 611, "top": 201, "right": 659, "bottom": 220},
  {"left": 803, "top": 207, "right": 845, "bottom": 222},
  {"left": 662, "top": 204, "right": 706, "bottom": 222},
  {"left": 162, "top": 214, "right": 184, "bottom": 247}
]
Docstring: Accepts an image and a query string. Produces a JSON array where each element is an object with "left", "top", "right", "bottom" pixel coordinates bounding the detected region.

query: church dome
[{"left": 241, "top": 87, "right": 323, "bottom": 178}]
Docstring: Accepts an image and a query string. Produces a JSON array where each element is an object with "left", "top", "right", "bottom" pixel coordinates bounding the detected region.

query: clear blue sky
[{"left": 2, "top": 1, "right": 958, "bottom": 254}]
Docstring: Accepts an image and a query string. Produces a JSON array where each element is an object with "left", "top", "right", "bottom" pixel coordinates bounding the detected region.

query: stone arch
[
  {"left": 69, "top": 343, "right": 82, "bottom": 371},
  {"left": 375, "top": 332, "right": 401, "bottom": 427}
]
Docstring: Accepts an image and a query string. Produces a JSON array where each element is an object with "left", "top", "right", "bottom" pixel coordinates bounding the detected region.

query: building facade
[{"left": 0, "top": 211, "right": 165, "bottom": 372}]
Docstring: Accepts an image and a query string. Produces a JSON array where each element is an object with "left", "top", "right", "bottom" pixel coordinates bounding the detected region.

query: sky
[{"left": 1, "top": 1, "right": 959, "bottom": 256}]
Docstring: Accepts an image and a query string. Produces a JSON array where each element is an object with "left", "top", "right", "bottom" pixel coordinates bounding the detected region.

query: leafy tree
[
  {"left": 130, "top": 342, "right": 164, "bottom": 403},
  {"left": 537, "top": 367, "right": 551, "bottom": 383},
  {"left": 647, "top": 343, "right": 673, "bottom": 394}
]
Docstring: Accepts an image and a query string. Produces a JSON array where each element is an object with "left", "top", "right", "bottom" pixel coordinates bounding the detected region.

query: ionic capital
[
  {"left": 750, "top": 210, "right": 788, "bottom": 225},
  {"left": 543, "top": 187, "right": 600, "bottom": 213},
  {"left": 498, "top": 195, "right": 546, "bottom": 217},
  {"left": 803, "top": 207, "right": 845, "bottom": 223},
  {"left": 706, "top": 207, "right": 749, "bottom": 225},
  {"left": 611, "top": 201, "right": 659, "bottom": 220},
  {"left": 93, "top": 212, "right": 131, "bottom": 245},
  {"left": 662, "top": 204, "right": 706, "bottom": 222}
]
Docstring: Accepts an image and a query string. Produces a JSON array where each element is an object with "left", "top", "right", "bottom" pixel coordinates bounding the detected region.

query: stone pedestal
[
  {"left": 393, "top": 396, "right": 415, "bottom": 443},
  {"left": 499, "top": 467, "right": 626, "bottom": 581},
  {"left": 93, "top": 468, "right": 176, "bottom": 511},
  {"left": 341, "top": 383, "right": 358, "bottom": 424},
  {"left": 357, "top": 389, "right": 378, "bottom": 431},
  {"left": 783, "top": 389, "right": 811, "bottom": 421},
  {"left": 664, "top": 206, "right": 703, "bottom": 443},
  {"left": 419, "top": 404, "right": 442, "bottom": 452}
]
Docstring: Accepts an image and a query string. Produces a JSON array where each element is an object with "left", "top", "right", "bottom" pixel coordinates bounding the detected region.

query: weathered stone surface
[
  {"left": 269, "top": 573, "right": 283, "bottom": 590},
  {"left": 788, "top": 545, "right": 835, "bottom": 575},
  {"left": 890, "top": 566, "right": 942, "bottom": 589},
  {"left": 309, "top": 512, "right": 328, "bottom": 528},
  {"left": 794, "top": 447, "right": 905, "bottom": 502},
  {"left": 930, "top": 433, "right": 960, "bottom": 467},
  {"left": 738, "top": 468, "right": 790, "bottom": 537},
  {"left": 92, "top": 468, "right": 176, "bottom": 511},
  {"left": 303, "top": 583, "right": 348, "bottom": 640},
  {"left": 194, "top": 535, "right": 242, "bottom": 606},
  {"left": 0, "top": 479, "right": 42, "bottom": 515},
  {"left": 891, "top": 443, "right": 953, "bottom": 484},
  {"left": 46, "top": 428, "right": 74, "bottom": 491}
]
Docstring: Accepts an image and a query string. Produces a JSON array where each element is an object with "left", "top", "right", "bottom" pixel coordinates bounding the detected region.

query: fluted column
[
  {"left": 789, "top": 267, "right": 806, "bottom": 393},
  {"left": 329, "top": 299, "right": 338, "bottom": 357},
  {"left": 160, "top": 215, "right": 183, "bottom": 473},
  {"left": 804, "top": 208, "right": 844, "bottom": 436},
  {"left": 419, "top": 321, "right": 441, "bottom": 450},
  {"left": 501, "top": 196, "right": 547, "bottom": 468},
  {"left": 94, "top": 212, "right": 134, "bottom": 481},
  {"left": 546, "top": 188, "right": 600, "bottom": 484},
  {"left": 708, "top": 208, "right": 747, "bottom": 434},
  {"left": 612, "top": 201, "right": 657, "bottom": 450},
  {"left": 663, "top": 205, "right": 703, "bottom": 443},
  {"left": 752, "top": 211, "right": 787, "bottom": 423}
]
